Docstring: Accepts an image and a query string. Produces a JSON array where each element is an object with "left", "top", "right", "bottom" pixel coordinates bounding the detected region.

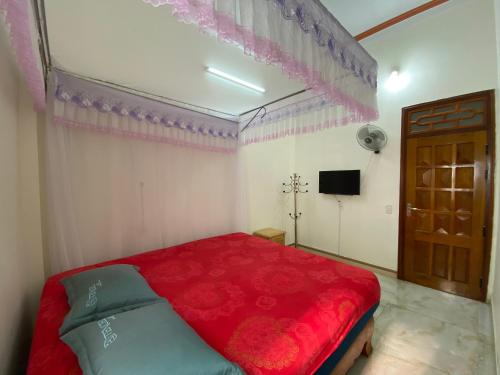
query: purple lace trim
[
  {"left": 141, "top": 0, "right": 378, "bottom": 122},
  {"left": 54, "top": 70, "right": 239, "bottom": 140},
  {"left": 275, "top": 0, "right": 377, "bottom": 89},
  {"left": 241, "top": 115, "right": 353, "bottom": 145},
  {"left": 247, "top": 94, "right": 332, "bottom": 129},
  {"left": 0, "top": 0, "right": 46, "bottom": 111},
  {"left": 144, "top": 0, "right": 377, "bottom": 89},
  {"left": 54, "top": 116, "right": 236, "bottom": 154}
]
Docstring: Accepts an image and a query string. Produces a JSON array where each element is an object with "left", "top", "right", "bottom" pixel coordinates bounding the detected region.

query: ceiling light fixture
[
  {"left": 385, "top": 70, "right": 410, "bottom": 92},
  {"left": 206, "top": 67, "right": 266, "bottom": 93}
]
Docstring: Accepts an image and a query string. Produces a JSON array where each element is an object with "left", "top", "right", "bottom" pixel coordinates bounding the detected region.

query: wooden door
[
  {"left": 404, "top": 132, "right": 486, "bottom": 299},
  {"left": 399, "top": 91, "right": 494, "bottom": 301}
]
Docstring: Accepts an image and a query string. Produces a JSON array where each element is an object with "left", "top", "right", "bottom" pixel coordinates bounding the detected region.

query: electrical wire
[
  {"left": 360, "top": 152, "right": 375, "bottom": 192},
  {"left": 334, "top": 195, "right": 342, "bottom": 256}
]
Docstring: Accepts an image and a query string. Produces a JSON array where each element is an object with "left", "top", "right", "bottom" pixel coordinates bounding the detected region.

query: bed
[{"left": 27, "top": 232, "right": 380, "bottom": 375}]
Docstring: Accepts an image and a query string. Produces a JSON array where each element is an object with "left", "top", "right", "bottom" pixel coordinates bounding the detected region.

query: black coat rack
[{"left": 282, "top": 173, "right": 309, "bottom": 247}]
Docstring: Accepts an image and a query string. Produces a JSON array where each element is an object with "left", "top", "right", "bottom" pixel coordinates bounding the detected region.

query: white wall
[
  {"left": 0, "top": 24, "right": 45, "bottom": 374},
  {"left": 17, "top": 87, "right": 45, "bottom": 320},
  {"left": 239, "top": 136, "right": 296, "bottom": 245},
  {"left": 241, "top": 0, "right": 498, "bottom": 271},
  {"left": 492, "top": 0, "right": 500, "bottom": 370},
  {"left": 297, "top": 0, "right": 498, "bottom": 270}
]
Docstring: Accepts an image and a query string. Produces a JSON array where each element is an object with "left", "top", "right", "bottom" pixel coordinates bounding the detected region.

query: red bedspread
[{"left": 28, "top": 233, "right": 380, "bottom": 375}]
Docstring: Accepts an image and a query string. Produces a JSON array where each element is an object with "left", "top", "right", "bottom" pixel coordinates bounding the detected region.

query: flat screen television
[{"left": 319, "top": 170, "right": 360, "bottom": 195}]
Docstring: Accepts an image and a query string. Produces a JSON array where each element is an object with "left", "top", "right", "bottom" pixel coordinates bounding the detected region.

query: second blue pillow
[{"left": 59, "top": 264, "right": 162, "bottom": 335}]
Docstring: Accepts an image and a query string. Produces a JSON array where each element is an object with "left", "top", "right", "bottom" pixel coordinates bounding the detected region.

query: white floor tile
[
  {"left": 347, "top": 273, "right": 497, "bottom": 375},
  {"left": 349, "top": 349, "right": 448, "bottom": 375}
]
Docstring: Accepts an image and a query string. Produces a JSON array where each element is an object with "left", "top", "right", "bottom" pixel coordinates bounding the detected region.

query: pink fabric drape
[
  {"left": 142, "top": 0, "right": 379, "bottom": 125},
  {"left": 0, "top": 0, "right": 45, "bottom": 111}
]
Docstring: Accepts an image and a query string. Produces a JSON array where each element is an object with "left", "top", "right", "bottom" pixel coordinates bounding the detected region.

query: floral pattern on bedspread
[{"left": 27, "top": 232, "right": 380, "bottom": 375}]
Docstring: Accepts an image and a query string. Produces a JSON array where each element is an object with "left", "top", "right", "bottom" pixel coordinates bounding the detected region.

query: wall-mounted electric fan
[{"left": 356, "top": 124, "right": 388, "bottom": 154}]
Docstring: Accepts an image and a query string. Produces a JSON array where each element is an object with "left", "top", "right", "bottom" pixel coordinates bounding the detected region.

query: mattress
[
  {"left": 315, "top": 303, "right": 378, "bottom": 374},
  {"left": 28, "top": 232, "right": 380, "bottom": 375}
]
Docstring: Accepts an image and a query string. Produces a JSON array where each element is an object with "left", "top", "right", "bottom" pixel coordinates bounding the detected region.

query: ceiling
[
  {"left": 321, "top": 0, "right": 430, "bottom": 36},
  {"left": 45, "top": 0, "right": 432, "bottom": 116}
]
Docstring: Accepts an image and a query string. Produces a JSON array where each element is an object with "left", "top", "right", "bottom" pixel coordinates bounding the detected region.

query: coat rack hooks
[{"left": 282, "top": 173, "right": 309, "bottom": 247}]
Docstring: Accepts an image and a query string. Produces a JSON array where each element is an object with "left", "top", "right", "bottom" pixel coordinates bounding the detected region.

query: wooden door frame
[{"left": 397, "top": 90, "right": 496, "bottom": 301}]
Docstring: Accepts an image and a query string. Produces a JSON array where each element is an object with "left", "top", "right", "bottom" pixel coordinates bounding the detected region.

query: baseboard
[
  {"left": 298, "top": 243, "right": 397, "bottom": 276},
  {"left": 492, "top": 298, "right": 499, "bottom": 373}
]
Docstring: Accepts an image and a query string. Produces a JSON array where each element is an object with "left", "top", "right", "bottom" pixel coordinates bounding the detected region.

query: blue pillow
[
  {"left": 61, "top": 300, "right": 244, "bottom": 375},
  {"left": 59, "top": 264, "right": 162, "bottom": 335}
]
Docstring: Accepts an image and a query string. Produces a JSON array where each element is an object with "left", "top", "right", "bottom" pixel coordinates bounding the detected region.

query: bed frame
[
  {"left": 330, "top": 318, "right": 374, "bottom": 375},
  {"left": 27, "top": 233, "right": 379, "bottom": 375}
]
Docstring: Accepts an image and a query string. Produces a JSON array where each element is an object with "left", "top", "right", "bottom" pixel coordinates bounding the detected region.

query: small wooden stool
[{"left": 253, "top": 228, "right": 286, "bottom": 245}]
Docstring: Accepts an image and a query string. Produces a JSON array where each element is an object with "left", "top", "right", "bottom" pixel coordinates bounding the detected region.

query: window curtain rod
[
  {"left": 33, "top": 0, "right": 51, "bottom": 75},
  {"left": 51, "top": 71, "right": 311, "bottom": 126},
  {"left": 53, "top": 68, "right": 239, "bottom": 123},
  {"left": 239, "top": 88, "right": 312, "bottom": 133},
  {"left": 32, "top": 0, "right": 241, "bottom": 123},
  {"left": 239, "top": 88, "right": 308, "bottom": 117},
  {"left": 34, "top": 0, "right": 313, "bottom": 126},
  {"left": 238, "top": 70, "right": 356, "bottom": 119},
  {"left": 34, "top": 0, "right": 309, "bottom": 124}
]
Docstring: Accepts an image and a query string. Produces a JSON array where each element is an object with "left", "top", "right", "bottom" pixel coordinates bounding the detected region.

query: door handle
[{"left": 407, "top": 203, "right": 418, "bottom": 216}]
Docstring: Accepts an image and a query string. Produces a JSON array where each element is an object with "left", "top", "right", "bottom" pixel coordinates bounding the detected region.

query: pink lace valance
[
  {"left": 239, "top": 92, "right": 357, "bottom": 145},
  {"left": 51, "top": 70, "right": 239, "bottom": 153},
  {"left": 0, "top": 0, "right": 46, "bottom": 111},
  {"left": 142, "top": 0, "right": 379, "bottom": 124}
]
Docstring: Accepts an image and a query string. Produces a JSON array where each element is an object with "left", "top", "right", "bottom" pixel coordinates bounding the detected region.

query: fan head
[{"left": 356, "top": 124, "right": 388, "bottom": 153}]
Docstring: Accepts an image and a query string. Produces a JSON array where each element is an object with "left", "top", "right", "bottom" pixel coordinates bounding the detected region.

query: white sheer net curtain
[
  {"left": 143, "top": 0, "right": 379, "bottom": 124},
  {"left": 44, "top": 97, "right": 239, "bottom": 274}
]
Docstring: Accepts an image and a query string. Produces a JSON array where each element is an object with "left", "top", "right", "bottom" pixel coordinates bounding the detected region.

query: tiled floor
[{"left": 349, "top": 273, "right": 497, "bottom": 375}]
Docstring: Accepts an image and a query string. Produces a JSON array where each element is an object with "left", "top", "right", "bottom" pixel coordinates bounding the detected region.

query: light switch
[{"left": 385, "top": 205, "right": 393, "bottom": 214}]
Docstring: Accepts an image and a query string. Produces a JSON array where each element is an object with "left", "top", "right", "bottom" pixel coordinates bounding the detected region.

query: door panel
[{"left": 403, "top": 131, "right": 486, "bottom": 300}]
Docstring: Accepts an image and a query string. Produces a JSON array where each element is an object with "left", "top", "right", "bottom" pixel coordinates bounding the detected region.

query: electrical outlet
[{"left": 385, "top": 205, "right": 393, "bottom": 214}]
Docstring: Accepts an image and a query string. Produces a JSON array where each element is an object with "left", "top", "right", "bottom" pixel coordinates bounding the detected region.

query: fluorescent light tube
[{"left": 206, "top": 67, "right": 266, "bottom": 93}]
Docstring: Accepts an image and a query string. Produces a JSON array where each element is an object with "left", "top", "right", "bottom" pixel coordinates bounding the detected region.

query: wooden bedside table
[{"left": 253, "top": 228, "right": 286, "bottom": 245}]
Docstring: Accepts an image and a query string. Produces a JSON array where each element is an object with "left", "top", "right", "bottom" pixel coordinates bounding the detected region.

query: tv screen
[{"left": 319, "top": 170, "right": 360, "bottom": 195}]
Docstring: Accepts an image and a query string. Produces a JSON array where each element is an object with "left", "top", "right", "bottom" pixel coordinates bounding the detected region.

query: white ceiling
[
  {"left": 46, "top": 0, "right": 307, "bottom": 116},
  {"left": 45, "top": 0, "right": 433, "bottom": 116},
  {"left": 321, "top": 0, "right": 430, "bottom": 36}
]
